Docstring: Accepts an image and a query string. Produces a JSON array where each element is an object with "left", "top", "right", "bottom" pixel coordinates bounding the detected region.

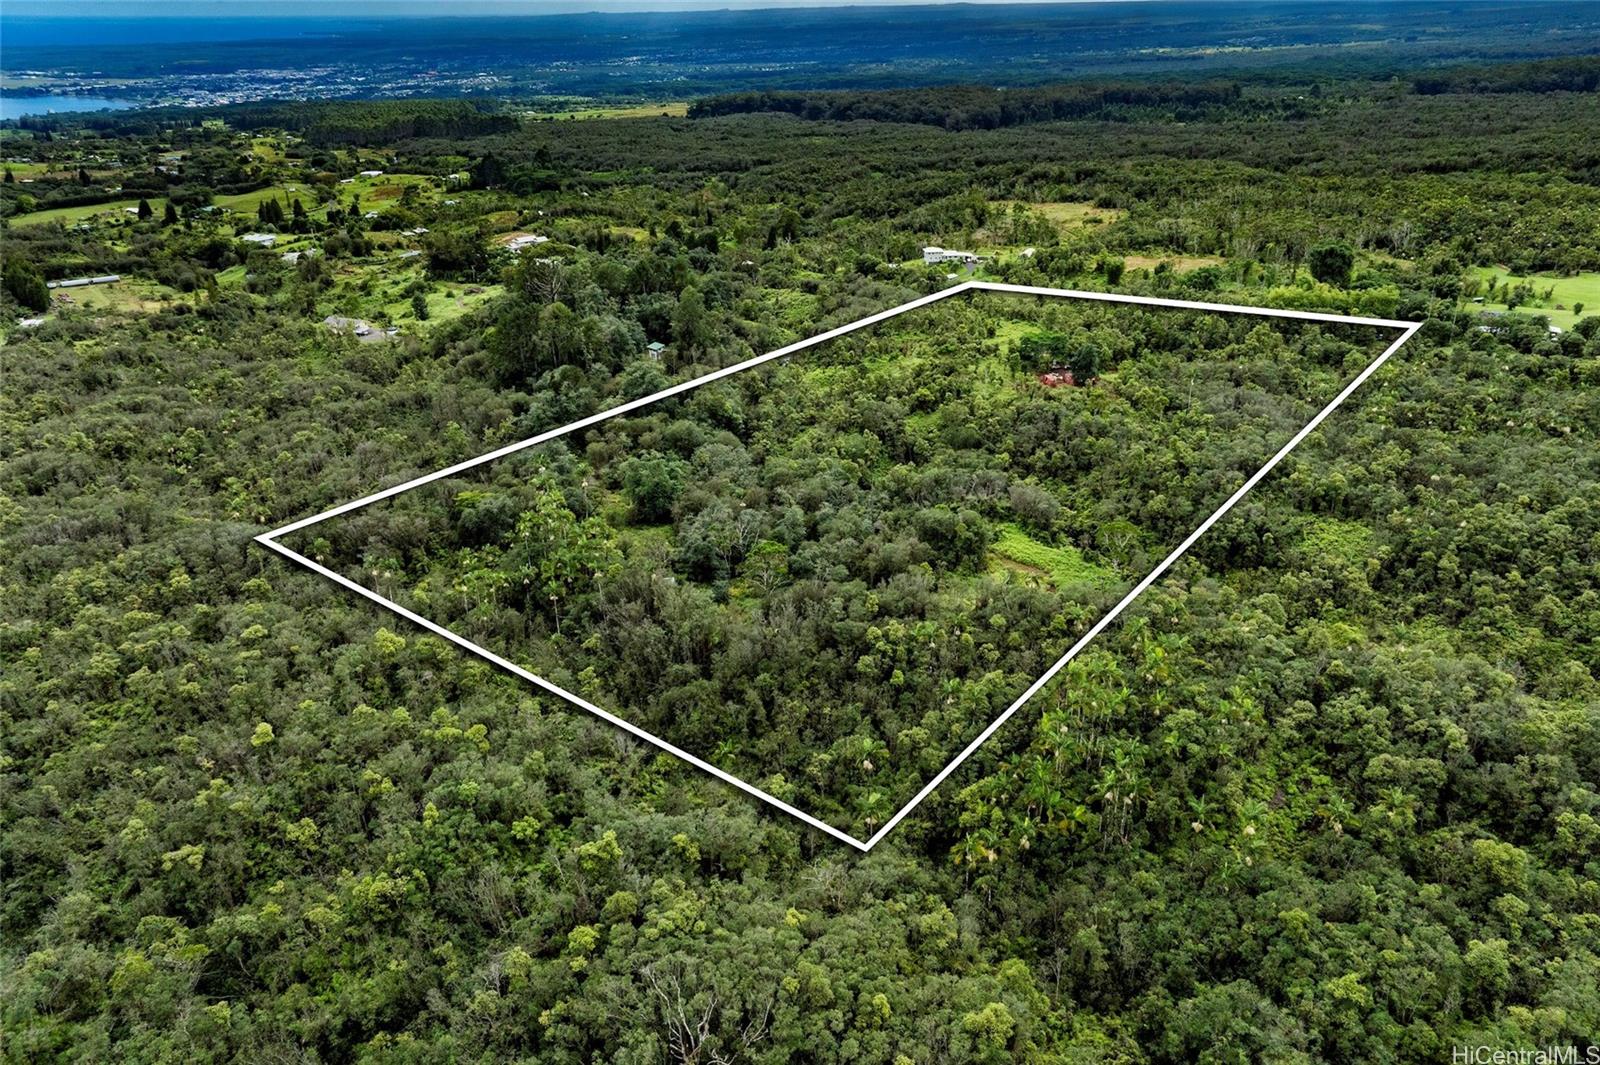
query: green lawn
[{"left": 1468, "top": 267, "right": 1600, "bottom": 328}]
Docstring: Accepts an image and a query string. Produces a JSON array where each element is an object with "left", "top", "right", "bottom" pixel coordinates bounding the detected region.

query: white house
[
  {"left": 922, "top": 246, "right": 979, "bottom": 266},
  {"left": 505, "top": 233, "right": 550, "bottom": 253},
  {"left": 240, "top": 233, "right": 277, "bottom": 246},
  {"left": 358, "top": 169, "right": 384, "bottom": 178}
]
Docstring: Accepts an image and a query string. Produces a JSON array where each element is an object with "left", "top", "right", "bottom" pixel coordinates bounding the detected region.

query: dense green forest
[
  {"left": 686, "top": 81, "right": 1248, "bottom": 130},
  {"left": 689, "top": 57, "right": 1600, "bottom": 129},
  {"left": 296, "top": 294, "right": 1400, "bottom": 836},
  {"left": 3, "top": 60, "right": 1600, "bottom": 1063}
]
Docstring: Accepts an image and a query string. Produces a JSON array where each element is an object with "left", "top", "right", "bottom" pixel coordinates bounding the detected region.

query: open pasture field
[{"left": 1469, "top": 266, "right": 1600, "bottom": 327}]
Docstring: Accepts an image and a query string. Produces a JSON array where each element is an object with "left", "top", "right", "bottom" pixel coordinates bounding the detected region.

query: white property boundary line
[{"left": 256, "top": 281, "right": 1420, "bottom": 851}]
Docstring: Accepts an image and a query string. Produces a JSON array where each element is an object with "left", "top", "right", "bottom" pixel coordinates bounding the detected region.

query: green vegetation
[
  {"left": 3, "top": 59, "right": 1600, "bottom": 1064},
  {"left": 300, "top": 293, "right": 1377, "bottom": 826},
  {"left": 990, "top": 524, "right": 1115, "bottom": 588}
]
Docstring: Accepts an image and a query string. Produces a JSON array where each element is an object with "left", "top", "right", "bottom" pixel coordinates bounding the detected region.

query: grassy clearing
[
  {"left": 310, "top": 248, "right": 500, "bottom": 330},
  {"left": 320, "top": 173, "right": 443, "bottom": 217},
  {"left": 1297, "top": 516, "right": 1378, "bottom": 568},
  {"left": 249, "top": 139, "right": 287, "bottom": 163},
  {"left": 616, "top": 522, "right": 674, "bottom": 558},
  {"left": 1467, "top": 267, "right": 1599, "bottom": 328},
  {"left": 49, "top": 277, "right": 186, "bottom": 315},
  {"left": 990, "top": 523, "right": 1115, "bottom": 588},
  {"left": 214, "top": 184, "right": 316, "bottom": 215},
  {"left": 992, "top": 319, "right": 1035, "bottom": 349},
  {"left": 381, "top": 278, "right": 504, "bottom": 327},
  {"left": 11, "top": 173, "right": 443, "bottom": 229},
  {"left": 1123, "top": 254, "right": 1226, "bottom": 273},
  {"left": 767, "top": 288, "right": 821, "bottom": 331},
  {"left": 10, "top": 197, "right": 169, "bottom": 227},
  {"left": 993, "top": 200, "right": 1124, "bottom": 230},
  {"left": 525, "top": 101, "right": 689, "bottom": 121}
]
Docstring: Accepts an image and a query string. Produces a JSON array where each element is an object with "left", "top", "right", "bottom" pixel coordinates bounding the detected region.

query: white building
[
  {"left": 922, "top": 246, "right": 980, "bottom": 266},
  {"left": 240, "top": 233, "right": 277, "bottom": 246},
  {"left": 48, "top": 275, "right": 121, "bottom": 289}
]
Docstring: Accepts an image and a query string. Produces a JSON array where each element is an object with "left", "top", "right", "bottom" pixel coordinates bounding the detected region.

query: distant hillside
[
  {"left": 1411, "top": 55, "right": 1600, "bottom": 95},
  {"left": 687, "top": 81, "right": 1245, "bottom": 131},
  {"left": 9, "top": 99, "right": 517, "bottom": 146}
]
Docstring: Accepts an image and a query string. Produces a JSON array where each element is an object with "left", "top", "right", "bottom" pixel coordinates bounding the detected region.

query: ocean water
[{"left": 0, "top": 94, "right": 138, "bottom": 121}]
